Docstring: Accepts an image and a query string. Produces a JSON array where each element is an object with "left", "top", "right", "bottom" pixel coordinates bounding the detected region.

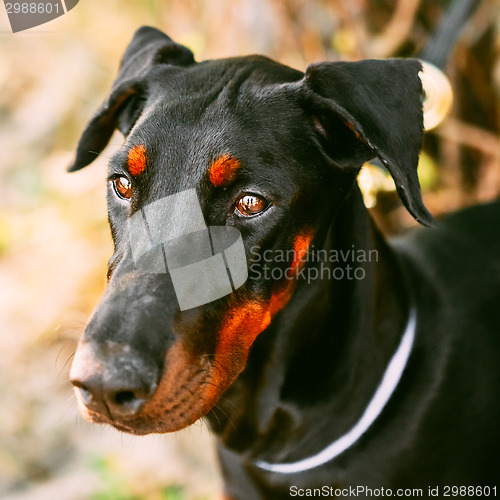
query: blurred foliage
[
  {"left": 0, "top": 0, "right": 499, "bottom": 499},
  {"left": 89, "top": 456, "right": 195, "bottom": 500}
]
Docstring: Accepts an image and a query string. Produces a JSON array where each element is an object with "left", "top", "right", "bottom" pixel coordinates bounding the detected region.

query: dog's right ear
[
  {"left": 68, "top": 27, "right": 195, "bottom": 172},
  {"left": 300, "top": 59, "right": 434, "bottom": 226}
]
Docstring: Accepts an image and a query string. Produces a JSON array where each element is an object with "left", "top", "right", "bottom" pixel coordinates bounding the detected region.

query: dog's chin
[{"left": 107, "top": 405, "right": 208, "bottom": 435}]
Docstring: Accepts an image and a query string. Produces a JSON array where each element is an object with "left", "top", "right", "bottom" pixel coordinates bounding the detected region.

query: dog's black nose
[{"left": 70, "top": 342, "right": 158, "bottom": 420}]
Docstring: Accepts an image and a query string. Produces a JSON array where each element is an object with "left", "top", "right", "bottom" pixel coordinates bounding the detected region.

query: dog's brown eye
[
  {"left": 112, "top": 176, "right": 132, "bottom": 200},
  {"left": 235, "top": 194, "right": 268, "bottom": 217}
]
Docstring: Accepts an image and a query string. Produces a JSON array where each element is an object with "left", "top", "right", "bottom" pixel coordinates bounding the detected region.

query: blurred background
[{"left": 0, "top": 1, "right": 499, "bottom": 499}]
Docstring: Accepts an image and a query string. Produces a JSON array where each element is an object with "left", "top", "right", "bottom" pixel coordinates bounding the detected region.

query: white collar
[{"left": 255, "top": 306, "right": 417, "bottom": 474}]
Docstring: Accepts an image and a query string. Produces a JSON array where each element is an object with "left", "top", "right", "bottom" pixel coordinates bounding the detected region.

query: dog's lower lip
[
  {"left": 111, "top": 421, "right": 145, "bottom": 434},
  {"left": 95, "top": 412, "right": 149, "bottom": 434},
  {"left": 109, "top": 415, "right": 186, "bottom": 435}
]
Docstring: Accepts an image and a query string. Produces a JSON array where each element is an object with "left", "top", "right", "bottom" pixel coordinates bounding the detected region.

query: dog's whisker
[{"left": 55, "top": 351, "right": 76, "bottom": 379}]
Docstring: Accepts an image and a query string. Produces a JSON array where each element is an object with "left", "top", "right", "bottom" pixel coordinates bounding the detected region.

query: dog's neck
[{"left": 208, "top": 186, "right": 412, "bottom": 464}]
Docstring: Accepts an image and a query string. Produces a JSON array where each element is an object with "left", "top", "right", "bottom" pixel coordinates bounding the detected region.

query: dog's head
[{"left": 69, "top": 26, "right": 431, "bottom": 435}]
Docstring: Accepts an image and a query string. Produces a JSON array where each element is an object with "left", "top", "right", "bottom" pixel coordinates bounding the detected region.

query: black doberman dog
[{"left": 69, "top": 27, "right": 500, "bottom": 499}]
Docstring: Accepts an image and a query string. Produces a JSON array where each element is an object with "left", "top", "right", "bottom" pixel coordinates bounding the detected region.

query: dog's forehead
[
  {"left": 123, "top": 57, "right": 307, "bottom": 188},
  {"left": 148, "top": 55, "right": 303, "bottom": 97},
  {"left": 142, "top": 56, "right": 304, "bottom": 127}
]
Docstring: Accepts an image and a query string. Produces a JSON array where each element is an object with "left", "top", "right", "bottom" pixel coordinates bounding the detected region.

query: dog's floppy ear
[
  {"left": 68, "top": 26, "right": 195, "bottom": 172},
  {"left": 302, "top": 58, "right": 434, "bottom": 226}
]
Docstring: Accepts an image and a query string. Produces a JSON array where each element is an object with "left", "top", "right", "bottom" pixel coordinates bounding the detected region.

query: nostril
[
  {"left": 113, "top": 390, "right": 137, "bottom": 406},
  {"left": 106, "top": 388, "right": 147, "bottom": 417},
  {"left": 70, "top": 379, "right": 85, "bottom": 390},
  {"left": 71, "top": 379, "right": 147, "bottom": 418},
  {"left": 77, "top": 386, "right": 94, "bottom": 406},
  {"left": 71, "top": 380, "right": 96, "bottom": 407}
]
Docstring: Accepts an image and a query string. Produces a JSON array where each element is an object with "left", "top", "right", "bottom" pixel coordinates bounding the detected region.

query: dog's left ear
[
  {"left": 302, "top": 58, "right": 434, "bottom": 226},
  {"left": 68, "top": 27, "right": 195, "bottom": 172}
]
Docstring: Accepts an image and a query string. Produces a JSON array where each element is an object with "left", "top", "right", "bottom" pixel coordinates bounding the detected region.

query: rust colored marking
[
  {"left": 215, "top": 231, "right": 314, "bottom": 373},
  {"left": 291, "top": 232, "right": 313, "bottom": 273},
  {"left": 212, "top": 230, "right": 314, "bottom": 398},
  {"left": 215, "top": 302, "right": 269, "bottom": 363},
  {"left": 265, "top": 232, "right": 313, "bottom": 322},
  {"left": 344, "top": 119, "right": 364, "bottom": 142},
  {"left": 127, "top": 144, "right": 147, "bottom": 176},
  {"left": 210, "top": 301, "right": 271, "bottom": 404},
  {"left": 213, "top": 295, "right": 287, "bottom": 381},
  {"left": 269, "top": 283, "right": 294, "bottom": 317},
  {"left": 140, "top": 341, "right": 217, "bottom": 431},
  {"left": 209, "top": 154, "right": 241, "bottom": 187}
]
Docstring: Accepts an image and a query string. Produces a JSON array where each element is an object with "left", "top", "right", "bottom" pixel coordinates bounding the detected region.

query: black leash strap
[{"left": 419, "top": 0, "right": 481, "bottom": 69}]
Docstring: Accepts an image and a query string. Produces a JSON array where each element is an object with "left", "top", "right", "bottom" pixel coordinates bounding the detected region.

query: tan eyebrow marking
[
  {"left": 209, "top": 154, "right": 241, "bottom": 187},
  {"left": 127, "top": 144, "right": 147, "bottom": 176}
]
